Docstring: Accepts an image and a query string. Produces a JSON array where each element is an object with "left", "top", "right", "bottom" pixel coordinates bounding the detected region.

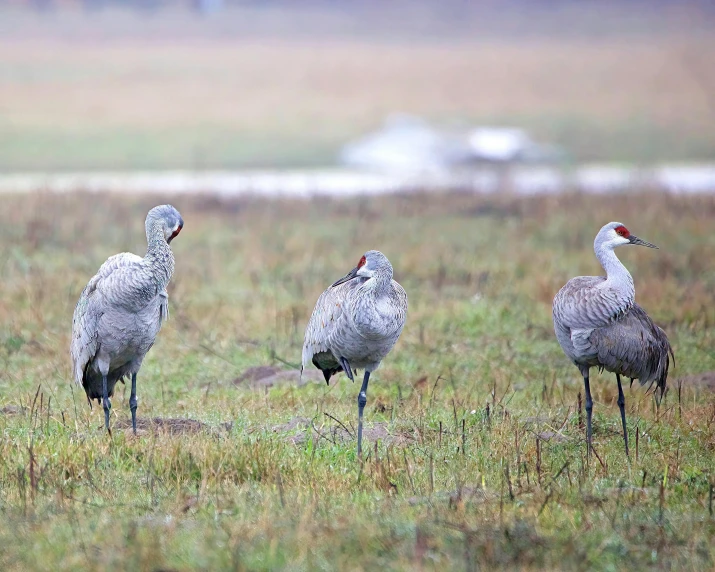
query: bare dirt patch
[
  {"left": 271, "top": 417, "right": 313, "bottom": 445},
  {"left": 308, "top": 420, "right": 417, "bottom": 448},
  {"left": 232, "top": 365, "right": 324, "bottom": 389},
  {"left": 0, "top": 405, "right": 24, "bottom": 416},
  {"left": 677, "top": 371, "right": 715, "bottom": 391},
  {"left": 115, "top": 417, "right": 209, "bottom": 436},
  {"left": 269, "top": 414, "right": 416, "bottom": 447},
  {"left": 272, "top": 417, "right": 311, "bottom": 433},
  {"left": 536, "top": 431, "right": 569, "bottom": 443}
]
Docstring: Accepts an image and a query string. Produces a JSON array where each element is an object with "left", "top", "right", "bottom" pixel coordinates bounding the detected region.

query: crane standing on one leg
[{"left": 302, "top": 250, "right": 408, "bottom": 459}]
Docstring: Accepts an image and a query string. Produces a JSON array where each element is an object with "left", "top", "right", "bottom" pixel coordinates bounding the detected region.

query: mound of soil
[
  {"left": 0, "top": 405, "right": 23, "bottom": 416},
  {"left": 232, "top": 365, "right": 324, "bottom": 389},
  {"left": 272, "top": 417, "right": 311, "bottom": 433},
  {"left": 676, "top": 371, "right": 715, "bottom": 391},
  {"left": 116, "top": 417, "right": 208, "bottom": 435},
  {"left": 291, "top": 420, "right": 416, "bottom": 448},
  {"left": 536, "top": 431, "right": 569, "bottom": 443}
]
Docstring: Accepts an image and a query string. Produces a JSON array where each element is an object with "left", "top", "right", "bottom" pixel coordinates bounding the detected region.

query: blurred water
[{"left": 0, "top": 164, "right": 713, "bottom": 197}]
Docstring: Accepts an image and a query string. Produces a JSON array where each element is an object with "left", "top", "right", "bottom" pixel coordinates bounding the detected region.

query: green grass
[
  {"left": 0, "top": 191, "right": 714, "bottom": 570},
  {"left": 0, "top": 126, "right": 340, "bottom": 171}
]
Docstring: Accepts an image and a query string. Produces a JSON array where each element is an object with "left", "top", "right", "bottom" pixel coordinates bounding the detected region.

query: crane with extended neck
[{"left": 553, "top": 222, "right": 673, "bottom": 456}]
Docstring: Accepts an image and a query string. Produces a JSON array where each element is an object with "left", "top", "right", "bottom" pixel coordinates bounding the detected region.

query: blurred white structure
[
  {"left": 339, "top": 115, "right": 469, "bottom": 172},
  {"left": 467, "top": 127, "right": 564, "bottom": 163},
  {"left": 340, "top": 115, "right": 564, "bottom": 172},
  {"left": 468, "top": 127, "right": 531, "bottom": 162}
]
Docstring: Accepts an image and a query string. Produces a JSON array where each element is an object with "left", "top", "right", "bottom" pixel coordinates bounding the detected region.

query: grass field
[
  {"left": 0, "top": 190, "right": 713, "bottom": 570},
  {"left": 1, "top": 6, "right": 715, "bottom": 170}
]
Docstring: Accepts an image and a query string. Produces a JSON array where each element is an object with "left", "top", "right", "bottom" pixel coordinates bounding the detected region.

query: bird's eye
[
  {"left": 615, "top": 226, "right": 630, "bottom": 238},
  {"left": 357, "top": 255, "right": 367, "bottom": 269}
]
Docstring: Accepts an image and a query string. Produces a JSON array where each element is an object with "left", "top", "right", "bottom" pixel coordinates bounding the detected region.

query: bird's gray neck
[
  {"left": 596, "top": 244, "right": 634, "bottom": 301},
  {"left": 352, "top": 271, "right": 396, "bottom": 339},
  {"left": 362, "top": 271, "right": 393, "bottom": 295},
  {"left": 355, "top": 271, "right": 393, "bottom": 313},
  {"left": 144, "top": 219, "right": 175, "bottom": 290}
]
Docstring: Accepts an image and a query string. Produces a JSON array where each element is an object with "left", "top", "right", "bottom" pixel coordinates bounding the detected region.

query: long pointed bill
[
  {"left": 629, "top": 235, "right": 658, "bottom": 249},
  {"left": 331, "top": 267, "right": 359, "bottom": 287},
  {"left": 167, "top": 221, "right": 183, "bottom": 244}
]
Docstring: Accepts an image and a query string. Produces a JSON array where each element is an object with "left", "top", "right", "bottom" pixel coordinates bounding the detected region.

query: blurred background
[{"left": 0, "top": 0, "right": 714, "bottom": 194}]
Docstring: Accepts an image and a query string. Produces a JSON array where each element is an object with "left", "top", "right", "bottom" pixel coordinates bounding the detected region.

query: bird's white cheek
[{"left": 608, "top": 238, "right": 626, "bottom": 249}]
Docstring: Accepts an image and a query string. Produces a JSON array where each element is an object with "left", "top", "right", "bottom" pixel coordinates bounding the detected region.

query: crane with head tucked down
[
  {"left": 71, "top": 204, "right": 183, "bottom": 435},
  {"left": 553, "top": 222, "right": 673, "bottom": 456},
  {"left": 302, "top": 250, "right": 408, "bottom": 458}
]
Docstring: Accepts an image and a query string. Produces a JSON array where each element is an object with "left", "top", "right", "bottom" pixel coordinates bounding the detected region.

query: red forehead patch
[
  {"left": 357, "top": 255, "right": 367, "bottom": 268},
  {"left": 615, "top": 225, "right": 630, "bottom": 238}
]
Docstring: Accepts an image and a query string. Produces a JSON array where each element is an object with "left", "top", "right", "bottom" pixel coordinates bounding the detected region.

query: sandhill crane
[
  {"left": 302, "top": 250, "right": 408, "bottom": 458},
  {"left": 71, "top": 205, "right": 183, "bottom": 435},
  {"left": 553, "top": 222, "right": 673, "bottom": 456}
]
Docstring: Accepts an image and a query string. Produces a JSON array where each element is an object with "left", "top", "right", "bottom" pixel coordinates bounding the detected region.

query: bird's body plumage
[
  {"left": 553, "top": 253, "right": 671, "bottom": 397},
  {"left": 552, "top": 222, "right": 672, "bottom": 455},
  {"left": 71, "top": 252, "right": 170, "bottom": 401},
  {"left": 554, "top": 277, "right": 670, "bottom": 394},
  {"left": 302, "top": 275, "right": 407, "bottom": 382},
  {"left": 71, "top": 204, "right": 183, "bottom": 433}
]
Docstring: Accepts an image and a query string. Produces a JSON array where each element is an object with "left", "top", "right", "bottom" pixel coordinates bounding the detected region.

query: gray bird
[
  {"left": 302, "top": 250, "right": 408, "bottom": 458},
  {"left": 71, "top": 205, "right": 184, "bottom": 435},
  {"left": 553, "top": 222, "right": 673, "bottom": 456}
]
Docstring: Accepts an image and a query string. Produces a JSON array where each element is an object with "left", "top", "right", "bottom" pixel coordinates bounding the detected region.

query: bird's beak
[
  {"left": 628, "top": 235, "right": 658, "bottom": 249},
  {"left": 331, "top": 266, "right": 359, "bottom": 287},
  {"left": 167, "top": 221, "right": 183, "bottom": 244}
]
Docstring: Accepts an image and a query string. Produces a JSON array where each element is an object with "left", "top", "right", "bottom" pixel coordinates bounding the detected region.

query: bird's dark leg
[
  {"left": 616, "top": 374, "right": 629, "bottom": 456},
  {"left": 340, "top": 357, "right": 355, "bottom": 382},
  {"left": 102, "top": 374, "right": 112, "bottom": 436},
  {"left": 357, "top": 370, "right": 370, "bottom": 459},
  {"left": 583, "top": 372, "right": 593, "bottom": 457},
  {"left": 130, "top": 373, "right": 138, "bottom": 435}
]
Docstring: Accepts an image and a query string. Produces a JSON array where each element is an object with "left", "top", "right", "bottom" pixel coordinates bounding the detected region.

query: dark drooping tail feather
[
  {"left": 311, "top": 353, "right": 343, "bottom": 386},
  {"left": 644, "top": 322, "right": 673, "bottom": 405},
  {"left": 591, "top": 304, "right": 673, "bottom": 403},
  {"left": 315, "top": 361, "right": 343, "bottom": 385},
  {"left": 81, "top": 361, "right": 131, "bottom": 403}
]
